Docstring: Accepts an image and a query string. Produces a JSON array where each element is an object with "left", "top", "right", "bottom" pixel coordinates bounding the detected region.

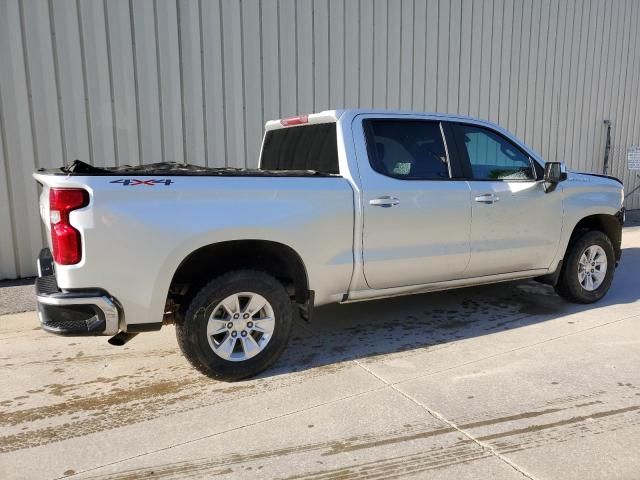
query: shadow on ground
[
  {"left": 0, "top": 277, "right": 36, "bottom": 316},
  {"left": 265, "top": 246, "right": 640, "bottom": 378}
]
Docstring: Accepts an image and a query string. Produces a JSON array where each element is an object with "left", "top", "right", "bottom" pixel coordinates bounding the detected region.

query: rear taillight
[{"left": 49, "top": 188, "right": 89, "bottom": 265}]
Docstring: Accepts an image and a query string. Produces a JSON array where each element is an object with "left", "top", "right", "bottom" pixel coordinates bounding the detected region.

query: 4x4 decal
[{"left": 110, "top": 179, "right": 174, "bottom": 186}]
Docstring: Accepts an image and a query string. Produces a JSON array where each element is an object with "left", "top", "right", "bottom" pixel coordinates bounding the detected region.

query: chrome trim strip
[{"left": 439, "top": 121, "right": 453, "bottom": 179}]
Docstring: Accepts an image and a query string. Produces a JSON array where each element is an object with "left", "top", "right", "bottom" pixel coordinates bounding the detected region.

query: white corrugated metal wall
[{"left": 1, "top": 0, "right": 639, "bottom": 279}]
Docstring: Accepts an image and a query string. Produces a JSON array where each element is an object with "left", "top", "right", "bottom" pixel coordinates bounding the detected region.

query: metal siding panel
[
  {"left": 585, "top": 0, "right": 603, "bottom": 173},
  {"left": 386, "top": 0, "right": 401, "bottom": 109},
  {"left": 587, "top": 0, "right": 607, "bottom": 173},
  {"left": 4, "top": 0, "right": 640, "bottom": 279},
  {"left": 412, "top": 0, "right": 426, "bottom": 110},
  {"left": 594, "top": 0, "right": 616, "bottom": 173},
  {"left": 622, "top": 1, "right": 639, "bottom": 209},
  {"left": 372, "top": 0, "right": 387, "bottom": 107},
  {"left": 548, "top": 0, "right": 566, "bottom": 163},
  {"left": 79, "top": 0, "right": 116, "bottom": 167},
  {"left": 580, "top": 0, "right": 602, "bottom": 173},
  {"left": 594, "top": 3, "right": 617, "bottom": 173},
  {"left": 569, "top": 0, "right": 593, "bottom": 172},
  {"left": 594, "top": 3, "right": 619, "bottom": 173},
  {"left": 624, "top": 3, "right": 640, "bottom": 209},
  {"left": 458, "top": 0, "right": 473, "bottom": 116},
  {"left": 438, "top": 0, "right": 453, "bottom": 112},
  {"left": 221, "top": 0, "right": 245, "bottom": 167},
  {"left": 156, "top": 0, "right": 184, "bottom": 164},
  {"left": 279, "top": 0, "right": 297, "bottom": 116},
  {"left": 468, "top": 0, "right": 484, "bottom": 118},
  {"left": 488, "top": 0, "right": 503, "bottom": 124},
  {"left": 560, "top": 0, "right": 582, "bottom": 166},
  {"left": 296, "top": 0, "right": 315, "bottom": 112},
  {"left": 105, "top": 0, "right": 139, "bottom": 165},
  {"left": 423, "top": 0, "right": 437, "bottom": 110},
  {"left": 477, "top": 0, "right": 493, "bottom": 121},
  {"left": 201, "top": 0, "right": 226, "bottom": 166},
  {"left": 619, "top": 0, "right": 637, "bottom": 198},
  {"left": 132, "top": 0, "right": 162, "bottom": 164},
  {"left": 522, "top": 0, "right": 539, "bottom": 142},
  {"left": 497, "top": 0, "right": 513, "bottom": 125},
  {"left": 314, "top": 0, "right": 330, "bottom": 109},
  {"left": 610, "top": 1, "right": 633, "bottom": 185},
  {"left": 0, "top": 0, "right": 42, "bottom": 277},
  {"left": 178, "top": 0, "right": 206, "bottom": 166},
  {"left": 358, "top": 0, "right": 373, "bottom": 107},
  {"left": 540, "top": 0, "right": 559, "bottom": 160},
  {"left": 22, "top": 1, "right": 64, "bottom": 170},
  {"left": 509, "top": 1, "right": 525, "bottom": 131},
  {"left": 532, "top": 0, "right": 550, "bottom": 155},
  {"left": 399, "top": 0, "right": 414, "bottom": 110},
  {"left": 242, "top": 0, "right": 264, "bottom": 166},
  {"left": 261, "top": 1, "right": 280, "bottom": 121},
  {"left": 438, "top": 0, "right": 462, "bottom": 112},
  {"left": 619, "top": 0, "right": 639, "bottom": 166},
  {"left": 344, "top": 0, "right": 360, "bottom": 108},
  {"left": 52, "top": 0, "right": 91, "bottom": 164},
  {"left": 0, "top": 111, "right": 17, "bottom": 279},
  {"left": 329, "top": 0, "right": 346, "bottom": 108}
]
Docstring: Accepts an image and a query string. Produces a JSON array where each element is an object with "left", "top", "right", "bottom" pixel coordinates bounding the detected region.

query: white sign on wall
[{"left": 629, "top": 146, "right": 640, "bottom": 170}]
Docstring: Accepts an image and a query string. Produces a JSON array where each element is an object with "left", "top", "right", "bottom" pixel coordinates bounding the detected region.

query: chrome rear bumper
[{"left": 35, "top": 249, "right": 121, "bottom": 336}]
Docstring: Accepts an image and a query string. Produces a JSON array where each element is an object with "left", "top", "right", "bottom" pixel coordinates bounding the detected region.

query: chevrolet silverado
[{"left": 33, "top": 109, "right": 625, "bottom": 380}]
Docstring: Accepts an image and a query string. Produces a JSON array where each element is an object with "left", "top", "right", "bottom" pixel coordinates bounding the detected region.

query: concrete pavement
[{"left": 1, "top": 227, "right": 640, "bottom": 479}]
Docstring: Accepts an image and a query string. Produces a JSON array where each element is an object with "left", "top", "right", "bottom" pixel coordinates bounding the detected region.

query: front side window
[
  {"left": 454, "top": 124, "right": 535, "bottom": 181},
  {"left": 364, "top": 120, "right": 449, "bottom": 180}
]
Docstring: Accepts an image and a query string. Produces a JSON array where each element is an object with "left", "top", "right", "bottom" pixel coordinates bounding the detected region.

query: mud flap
[{"left": 298, "top": 290, "right": 315, "bottom": 322}]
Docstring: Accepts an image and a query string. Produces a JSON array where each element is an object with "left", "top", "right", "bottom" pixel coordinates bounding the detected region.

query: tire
[
  {"left": 176, "top": 270, "right": 293, "bottom": 381},
  {"left": 554, "top": 230, "right": 615, "bottom": 304}
]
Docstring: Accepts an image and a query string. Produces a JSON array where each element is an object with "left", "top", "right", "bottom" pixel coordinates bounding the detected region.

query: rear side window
[
  {"left": 261, "top": 123, "right": 339, "bottom": 174},
  {"left": 453, "top": 124, "right": 535, "bottom": 181},
  {"left": 364, "top": 120, "right": 449, "bottom": 179}
]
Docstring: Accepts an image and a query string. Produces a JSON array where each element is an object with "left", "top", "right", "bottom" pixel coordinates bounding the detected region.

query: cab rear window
[{"left": 261, "top": 123, "right": 339, "bottom": 174}]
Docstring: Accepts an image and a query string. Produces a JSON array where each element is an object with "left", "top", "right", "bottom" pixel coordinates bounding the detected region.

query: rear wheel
[
  {"left": 555, "top": 230, "right": 615, "bottom": 304},
  {"left": 176, "top": 270, "right": 293, "bottom": 381}
]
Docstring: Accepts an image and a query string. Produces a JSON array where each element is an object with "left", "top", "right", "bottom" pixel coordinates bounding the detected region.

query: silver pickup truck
[{"left": 33, "top": 109, "right": 625, "bottom": 380}]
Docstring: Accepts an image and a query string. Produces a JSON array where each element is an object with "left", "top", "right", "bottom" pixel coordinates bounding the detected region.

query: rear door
[
  {"left": 356, "top": 115, "right": 471, "bottom": 289},
  {"left": 447, "top": 122, "right": 563, "bottom": 276}
]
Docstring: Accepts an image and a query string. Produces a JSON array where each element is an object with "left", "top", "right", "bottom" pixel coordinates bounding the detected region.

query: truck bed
[{"left": 36, "top": 160, "right": 338, "bottom": 177}]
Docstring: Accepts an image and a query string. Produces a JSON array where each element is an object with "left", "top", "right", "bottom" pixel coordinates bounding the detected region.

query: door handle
[
  {"left": 474, "top": 193, "right": 499, "bottom": 204},
  {"left": 369, "top": 196, "right": 400, "bottom": 207}
]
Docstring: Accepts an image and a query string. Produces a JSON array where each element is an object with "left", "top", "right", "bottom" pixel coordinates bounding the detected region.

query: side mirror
[{"left": 543, "top": 162, "right": 566, "bottom": 192}]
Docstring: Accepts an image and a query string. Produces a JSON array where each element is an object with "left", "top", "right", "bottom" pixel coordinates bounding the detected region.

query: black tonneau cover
[{"left": 36, "top": 160, "right": 338, "bottom": 177}]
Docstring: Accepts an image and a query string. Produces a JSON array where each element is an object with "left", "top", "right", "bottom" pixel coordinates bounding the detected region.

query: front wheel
[
  {"left": 176, "top": 270, "right": 293, "bottom": 381},
  {"left": 555, "top": 230, "right": 616, "bottom": 304}
]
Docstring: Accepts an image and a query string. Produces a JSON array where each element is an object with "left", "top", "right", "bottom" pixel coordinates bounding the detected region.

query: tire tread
[
  {"left": 554, "top": 230, "right": 615, "bottom": 304},
  {"left": 176, "top": 269, "right": 293, "bottom": 381}
]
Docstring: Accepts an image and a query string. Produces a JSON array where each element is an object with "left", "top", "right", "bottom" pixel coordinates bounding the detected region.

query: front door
[
  {"left": 357, "top": 117, "right": 472, "bottom": 289},
  {"left": 447, "top": 122, "right": 563, "bottom": 277}
]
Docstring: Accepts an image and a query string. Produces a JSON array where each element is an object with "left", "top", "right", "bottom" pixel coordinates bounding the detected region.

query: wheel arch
[
  {"left": 167, "top": 240, "right": 311, "bottom": 309},
  {"left": 567, "top": 213, "right": 622, "bottom": 262}
]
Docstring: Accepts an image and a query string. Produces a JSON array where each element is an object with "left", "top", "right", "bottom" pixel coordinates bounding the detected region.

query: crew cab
[{"left": 33, "top": 109, "right": 625, "bottom": 380}]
